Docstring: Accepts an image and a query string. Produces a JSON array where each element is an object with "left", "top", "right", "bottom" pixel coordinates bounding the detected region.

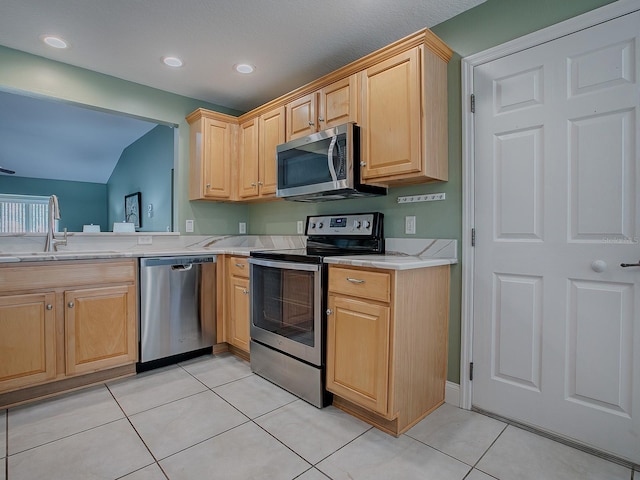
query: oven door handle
[{"left": 248, "top": 258, "right": 321, "bottom": 272}]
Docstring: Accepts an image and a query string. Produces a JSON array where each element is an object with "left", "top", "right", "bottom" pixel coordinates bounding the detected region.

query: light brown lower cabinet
[
  {"left": 0, "top": 292, "right": 57, "bottom": 392},
  {"left": 225, "top": 256, "right": 251, "bottom": 356},
  {"left": 65, "top": 285, "right": 137, "bottom": 376},
  {"left": 326, "top": 264, "right": 450, "bottom": 436},
  {"left": 0, "top": 259, "right": 138, "bottom": 404}
]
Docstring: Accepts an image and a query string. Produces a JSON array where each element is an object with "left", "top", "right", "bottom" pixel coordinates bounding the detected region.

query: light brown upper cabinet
[
  {"left": 187, "top": 109, "right": 236, "bottom": 200},
  {"left": 237, "top": 116, "right": 259, "bottom": 199},
  {"left": 237, "top": 106, "right": 285, "bottom": 200},
  {"left": 286, "top": 75, "right": 358, "bottom": 141},
  {"left": 360, "top": 44, "right": 449, "bottom": 185},
  {"left": 188, "top": 28, "right": 452, "bottom": 200}
]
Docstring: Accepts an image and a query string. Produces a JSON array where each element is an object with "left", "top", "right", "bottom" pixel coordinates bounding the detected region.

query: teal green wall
[
  {"left": 247, "top": 0, "right": 616, "bottom": 383},
  {"left": 0, "top": 0, "right": 617, "bottom": 383},
  {"left": 0, "top": 176, "right": 107, "bottom": 232},
  {"left": 107, "top": 125, "right": 174, "bottom": 232},
  {"left": 0, "top": 45, "right": 247, "bottom": 235}
]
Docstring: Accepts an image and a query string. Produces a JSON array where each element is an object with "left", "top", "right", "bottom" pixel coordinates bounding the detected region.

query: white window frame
[{"left": 0, "top": 193, "right": 57, "bottom": 233}]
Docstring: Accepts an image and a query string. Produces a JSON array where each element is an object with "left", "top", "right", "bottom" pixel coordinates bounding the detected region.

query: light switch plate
[
  {"left": 405, "top": 216, "right": 416, "bottom": 235},
  {"left": 185, "top": 219, "right": 194, "bottom": 233},
  {"left": 239, "top": 222, "right": 247, "bottom": 234},
  {"left": 297, "top": 220, "right": 304, "bottom": 234}
]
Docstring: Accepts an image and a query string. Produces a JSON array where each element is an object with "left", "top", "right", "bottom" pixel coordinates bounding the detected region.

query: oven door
[{"left": 249, "top": 258, "right": 322, "bottom": 366}]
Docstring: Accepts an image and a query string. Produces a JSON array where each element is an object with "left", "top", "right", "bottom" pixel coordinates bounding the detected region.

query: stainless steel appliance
[
  {"left": 139, "top": 255, "right": 216, "bottom": 369},
  {"left": 276, "top": 123, "right": 387, "bottom": 202},
  {"left": 250, "top": 212, "right": 384, "bottom": 407}
]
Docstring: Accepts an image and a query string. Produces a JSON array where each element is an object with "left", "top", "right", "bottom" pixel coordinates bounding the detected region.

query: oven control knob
[
  {"left": 317, "top": 222, "right": 323, "bottom": 229},
  {"left": 353, "top": 220, "right": 361, "bottom": 229},
  {"left": 310, "top": 222, "right": 316, "bottom": 229},
  {"left": 363, "top": 220, "right": 371, "bottom": 229}
]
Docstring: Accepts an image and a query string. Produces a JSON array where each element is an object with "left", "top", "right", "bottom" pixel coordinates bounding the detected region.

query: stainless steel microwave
[{"left": 276, "top": 123, "right": 387, "bottom": 202}]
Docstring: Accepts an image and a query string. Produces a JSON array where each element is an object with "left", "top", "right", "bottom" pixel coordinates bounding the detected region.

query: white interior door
[{"left": 472, "top": 10, "right": 640, "bottom": 463}]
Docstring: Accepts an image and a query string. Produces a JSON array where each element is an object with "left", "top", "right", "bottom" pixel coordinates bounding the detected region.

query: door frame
[{"left": 460, "top": 0, "right": 640, "bottom": 410}]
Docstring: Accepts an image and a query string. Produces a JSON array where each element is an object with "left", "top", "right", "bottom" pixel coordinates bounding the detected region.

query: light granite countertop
[{"left": 0, "top": 235, "right": 457, "bottom": 270}]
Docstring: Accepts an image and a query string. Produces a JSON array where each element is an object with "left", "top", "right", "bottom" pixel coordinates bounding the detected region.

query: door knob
[
  {"left": 46, "top": 304, "right": 53, "bottom": 310},
  {"left": 591, "top": 260, "right": 607, "bottom": 273},
  {"left": 621, "top": 260, "right": 640, "bottom": 267},
  {"left": 326, "top": 308, "right": 333, "bottom": 315},
  {"left": 67, "top": 301, "right": 75, "bottom": 308}
]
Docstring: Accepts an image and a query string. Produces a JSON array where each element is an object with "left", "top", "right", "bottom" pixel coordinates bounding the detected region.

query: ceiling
[
  {"left": 0, "top": 91, "right": 158, "bottom": 183},
  {"left": 0, "top": 0, "right": 485, "bottom": 183}
]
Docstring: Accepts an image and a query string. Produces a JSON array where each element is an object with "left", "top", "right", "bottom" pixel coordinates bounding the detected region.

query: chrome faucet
[{"left": 44, "top": 195, "right": 67, "bottom": 252}]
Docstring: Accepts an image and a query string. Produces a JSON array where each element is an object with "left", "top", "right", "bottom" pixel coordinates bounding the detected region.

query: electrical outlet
[
  {"left": 297, "top": 220, "right": 304, "bottom": 234},
  {"left": 185, "top": 219, "right": 194, "bottom": 233},
  {"left": 239, "top": 222, "right": 247, "bottom": 234},
  {"left": 405, "top": 215, "right": 416, "bottom": 235},
  {"left": 137, "top": 235, "right": 153, "bottom": 245}
]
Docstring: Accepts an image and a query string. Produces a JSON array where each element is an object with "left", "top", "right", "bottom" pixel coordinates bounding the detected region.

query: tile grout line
[
  {"left": 179, "top": 356, "right": 356, "bottom": 478},
  {"left": 105, "top": 382, "right": 170, "bottom": 480},
  {"left": 468, "top": 422, "right": 509, "bottom": 478}
]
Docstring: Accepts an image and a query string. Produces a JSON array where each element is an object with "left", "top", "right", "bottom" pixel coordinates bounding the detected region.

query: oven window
[{"left": 252, "top": 265, "right": 316, "bottom": 347}]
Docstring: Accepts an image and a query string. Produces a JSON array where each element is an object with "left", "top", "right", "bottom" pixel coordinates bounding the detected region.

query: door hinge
[
  {"left": 469, "top": 362, "right": 474, "bottom": 381},
  {"left": 471, "top": 228, "right": 476, "bottom": 247},
  {"left": 470, "top": 94, "right": 475, "bottom": 113}
]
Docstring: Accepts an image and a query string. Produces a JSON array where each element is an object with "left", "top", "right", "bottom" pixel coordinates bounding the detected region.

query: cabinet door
[
  {"left": 238, "top": 117, "right": 260, "bottom": 199},
  {"left": 65, "top": 285, "right": 137, "bottom": 375},
  {"left": 229, "top": 276, "right": 250, "bottom": 352},
  {"left": 326, "top": 294, "right": 391, "bottom": 415},
  {"left": 0, "top": 293, "right": 56, "bottom": 393},
  {"left": 286, "top": 93, "right": 316, "bottom": 140},
  {"left": 203, "top": 116, "right": 233, "bottom": 199},
  {"left": 258, "top": 106, "right": 285, "bottom": 197},
  {"left": 319, "top": 75, "right": 358, "bottom": 130},
  {"left": 360, "top": 47, "right": 421, "bottom": 181}
]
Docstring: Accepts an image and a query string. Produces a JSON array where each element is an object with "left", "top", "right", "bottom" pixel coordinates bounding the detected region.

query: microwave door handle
[{"left": 327, "top": 135, "right": 338, "bottom": 185}]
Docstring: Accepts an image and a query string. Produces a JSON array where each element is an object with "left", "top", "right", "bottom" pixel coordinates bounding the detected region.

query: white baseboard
[{"left": 445, "top": 381, "right": 460, "bottom": 407}]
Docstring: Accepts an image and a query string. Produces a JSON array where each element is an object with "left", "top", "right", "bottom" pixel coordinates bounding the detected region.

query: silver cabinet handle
[
  {"left": 308, "top": 121, "right": 315, "bottom": 126},
  {"left": 235, "top": 263, "right": 245, "bottom": 268},
  {"left": 326, "top": 308, "right": 333, "bottom": 315},
  {"left": 67, "top": 301, "right": 75, "bottom": 308},
  {"left": 346, "top": 278, "right": 365, "bottom": 284},
  {"left": 242, "top": 289, "right": 250, "bottom": 295},
  {"left": 205, "top": 183, "right": 211, "bottom": 189},
  {"left": 360, "top": 162, "right": 366, "bottom": 167},
  {"left": 318, "top": 117, "right": 324, "bottom": 122},
  {"left": 251, "top": 182, "right": 257, "bottom": 187},
  {"left": 46, "top": 304, "right": 53, "bottom": 310},
  {"left": 621, "top": 260, "right": 640, "bottom": 267},
  {"left": 258, "top": 181, "right": 263, "bottom": 186}
]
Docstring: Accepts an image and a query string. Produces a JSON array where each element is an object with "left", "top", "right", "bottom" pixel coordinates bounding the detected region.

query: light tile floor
[{"left": 0, "top": 353, "right": 636, "bottom": 480}]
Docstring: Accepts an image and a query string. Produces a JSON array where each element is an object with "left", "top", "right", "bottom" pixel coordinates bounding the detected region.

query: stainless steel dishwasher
[{"left": 139, "top": 255, "right": 216, "bottom": 367}]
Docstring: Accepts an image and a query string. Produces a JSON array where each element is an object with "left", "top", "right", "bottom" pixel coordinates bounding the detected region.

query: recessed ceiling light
[
  {"left": 41, "top": 35, "right": 68, "bottom": 49},
  {"left": 162, "top": 56, "right": 183, "bottom": 68},
  {"left": 234, "top": 63, "right": 255, "bottom": 74}
]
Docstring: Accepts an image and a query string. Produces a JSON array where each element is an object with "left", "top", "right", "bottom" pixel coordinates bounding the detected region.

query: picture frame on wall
[{"left": 124, "top": 192, "right": 141, "bottom": 229}]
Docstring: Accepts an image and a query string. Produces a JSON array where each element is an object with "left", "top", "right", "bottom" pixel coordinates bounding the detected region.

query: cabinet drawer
[
  {"left": 328, "top": 267, "right": 391, "bottom": 303},
  {"left": 229, "top": 256, "right": 249, "bottom": 278}
]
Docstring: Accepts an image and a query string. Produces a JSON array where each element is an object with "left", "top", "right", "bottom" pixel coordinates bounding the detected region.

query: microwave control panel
[{"left": 306, "top": 213, "right": 380, "bottom": 236}]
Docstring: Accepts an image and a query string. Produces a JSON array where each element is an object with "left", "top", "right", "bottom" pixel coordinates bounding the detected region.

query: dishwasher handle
[{"left": 171, "top": 264, "right": 193, "bottom": 271}]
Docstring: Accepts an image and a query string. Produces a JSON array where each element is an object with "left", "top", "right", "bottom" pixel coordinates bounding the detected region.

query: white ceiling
[{"left": 0, "top": 0, "right": 486, "bottom": 183}]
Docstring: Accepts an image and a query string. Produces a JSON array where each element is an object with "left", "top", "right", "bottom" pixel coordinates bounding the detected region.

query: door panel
[{"left": 473, "top": 10, "right": 640, "bottom": 463}]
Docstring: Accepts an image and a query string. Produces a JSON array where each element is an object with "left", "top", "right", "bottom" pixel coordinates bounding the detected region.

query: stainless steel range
[{"left": 249, "top": 212, "right": 384, "bottom": 407}]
